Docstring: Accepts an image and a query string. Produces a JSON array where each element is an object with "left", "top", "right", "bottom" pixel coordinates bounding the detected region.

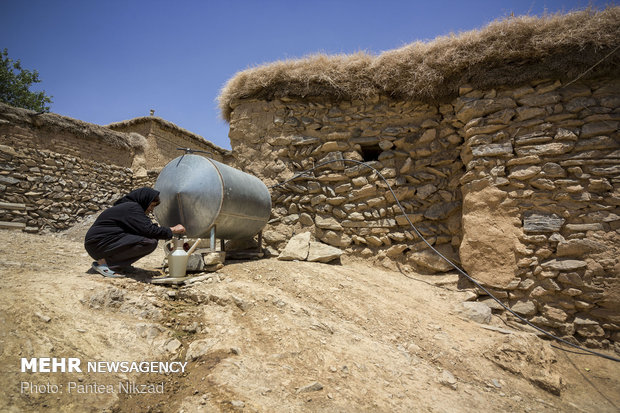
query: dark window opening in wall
[{"left": 360, "top": 144, "right": 381, "bottom": 162}]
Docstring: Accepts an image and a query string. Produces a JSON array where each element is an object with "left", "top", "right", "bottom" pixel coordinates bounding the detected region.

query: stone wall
[
  {"left": 0, "top": 145, "right": 137, "bottom": 232},
  {"left": 229, "top": 97, "right": 464, "bottom": 271},
  {"left": 226, "top": 77, "right": 619, "bottom": 346},
  {"left": 457, "top": 78, "right": 619, "bottom": 347},
  {"left": 0, "top": 105, "right": 231, "bottom": 234},
  {"left": 0, "top": 104, "right": 147, "bottom": 232}
]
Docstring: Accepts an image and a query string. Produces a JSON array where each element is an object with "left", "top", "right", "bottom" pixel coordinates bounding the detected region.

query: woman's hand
[{"left": 170, "top": 224, "right": 186, "bottom": 234}]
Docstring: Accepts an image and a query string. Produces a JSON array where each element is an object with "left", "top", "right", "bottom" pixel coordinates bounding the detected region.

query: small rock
[
  {"left": 296, "top": 381, "right": 323, "bottom": 394},
  {"left": 439, "top": 370, "right": 458, "bottom": 390},
  {"left": 230, "top": 400, "right": 245, "bottom": 408},
  {"left": 523, "top": 212, "right": 565, "bottom": 233},
  {"left": 163, "top": 338, "right": 182, "bottom": 353},
  {"left": 511, "top": 300, "right": 537, "bottom": 317},
  {"left": 462, "top": 291, "right": 478, "bottom": 302},
  {"left": 183, "top": 321, "right": 199, "bottom": 333},
  {"left": 480, "top": 298, "right": 505, "bottom": 311},
  {"left": 34, "top": 312, "right": 51, "bottom": 323},
  {"left": 541, "top": 259, "right": 587, "bottom": 271},
  {"left": 232, "top": 295, "right": 251, "bottom": 312},
  {"left": 185, "top": 338, "right": 218, "bottom": 360}
]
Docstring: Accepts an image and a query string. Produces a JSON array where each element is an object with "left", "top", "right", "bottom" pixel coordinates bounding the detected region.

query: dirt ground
[{"left": 0, "top": 227, "right": 619, "bottom": 413}]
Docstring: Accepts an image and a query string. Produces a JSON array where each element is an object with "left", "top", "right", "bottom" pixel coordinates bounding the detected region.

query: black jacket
[{"left": 84, "top": 188, "right": 172, "bottom": 259}]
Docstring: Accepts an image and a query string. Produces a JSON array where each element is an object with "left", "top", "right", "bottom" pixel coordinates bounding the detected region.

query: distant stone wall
[
  {"left": 0, "top": 145, "right": 135, "bottom": 232},
  {"left": 0, "top": 106, "right": 231, "bottom": 234},
  {"left": 227, "top": 77, "right": 619, "bottom": 346},
  {"left": 0, "top": 105, "right": 144, "bottom": 232}
]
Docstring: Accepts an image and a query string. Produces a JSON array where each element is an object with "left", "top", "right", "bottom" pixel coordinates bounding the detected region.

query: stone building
[{"left": 217, "top": 9, "right": 620, "bottom": 346}]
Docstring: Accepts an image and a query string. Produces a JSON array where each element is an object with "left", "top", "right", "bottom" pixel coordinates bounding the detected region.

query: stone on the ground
[
  {"left": 296, "top": 381, "right": 323, "bottom": 393},
  {"left": 278, "top": 232, "right": 311, "bottom": 261},
  {"left": 185, "top": 338, "right": 219, "bottom": 360},
  {"left": 408, "top": 245, "right": 457, "bottom": 273},
  {"left": 307, "top": 241, "right": 343, "bottom": 263},
  {"left": 480, "top": 298, "right": 505, "bottom": 311},
  {"left": 232, "top": 295, "right": 251, "bottom": 312},
  {"left": 186, "top": 253, "right": 204, "bottom": 271},
  {"left": 459, "top": 302, "right": 492, "bottom": 324},
  {"left": 203, "top": 252, "right": 225, "bottom": 265},
  {"left": 438, "top": 370, "right": 458, "bottom": 390},
  {"left": 163, "top": 338, "right": 182, "bottom": 353}
]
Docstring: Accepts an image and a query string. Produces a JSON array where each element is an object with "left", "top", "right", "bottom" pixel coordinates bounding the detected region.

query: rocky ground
[{"left": 0, "top": 228, "right": 619, "bottom": 413}]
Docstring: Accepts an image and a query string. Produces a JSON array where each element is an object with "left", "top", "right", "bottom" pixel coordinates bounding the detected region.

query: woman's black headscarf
[{"left": 114, "top": 187, "right": 160, "bottom": 211}]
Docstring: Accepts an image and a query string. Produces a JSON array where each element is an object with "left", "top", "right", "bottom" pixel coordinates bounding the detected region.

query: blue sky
[{"left": 0, "top": 0, "right": 612, "bottom": 149}]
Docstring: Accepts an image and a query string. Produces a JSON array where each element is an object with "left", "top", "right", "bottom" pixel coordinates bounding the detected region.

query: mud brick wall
[
  {"left": 108, "top": 117, "right": 231, "bottom": 172},
  {"left": 226, "top": 77, "right": 619, "bottom": 346}
]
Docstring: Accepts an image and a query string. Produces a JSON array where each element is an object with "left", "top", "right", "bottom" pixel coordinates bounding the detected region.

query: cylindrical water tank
[{"left": 154, "top": 154, "right": 272, "bottom": 240}]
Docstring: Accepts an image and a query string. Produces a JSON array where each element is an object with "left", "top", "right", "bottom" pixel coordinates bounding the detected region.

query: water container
[{"left": 154, "top": 154, "right": 271, "bottom": 240}]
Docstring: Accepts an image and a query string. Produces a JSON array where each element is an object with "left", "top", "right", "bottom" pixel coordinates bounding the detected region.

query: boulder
[{"left": 460, "top": 185, "right": 522, "bottom": 288}]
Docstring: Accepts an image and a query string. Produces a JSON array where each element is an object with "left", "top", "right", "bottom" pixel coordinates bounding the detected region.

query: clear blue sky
[{"left": 0, "top": 0, "right": 611, "bottom": 149}]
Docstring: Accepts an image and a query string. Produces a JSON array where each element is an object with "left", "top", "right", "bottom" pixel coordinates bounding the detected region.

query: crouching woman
[{"left": 85, "top": 187, "right": 185, "bottom": 277}]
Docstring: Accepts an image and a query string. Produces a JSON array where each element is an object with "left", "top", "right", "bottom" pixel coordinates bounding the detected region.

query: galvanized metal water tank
[{"left": 154, "top": 154, "right": 272, "bottom": 239}]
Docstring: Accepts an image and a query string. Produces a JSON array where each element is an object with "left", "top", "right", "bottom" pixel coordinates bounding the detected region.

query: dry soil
[{"left": 0, "top": 228, "right": 619, "bottom": 413}]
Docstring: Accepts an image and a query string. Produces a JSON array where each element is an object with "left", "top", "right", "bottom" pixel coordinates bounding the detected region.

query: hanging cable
[{"left": 269, "top": 158, "right": 620, "bottom": 362}]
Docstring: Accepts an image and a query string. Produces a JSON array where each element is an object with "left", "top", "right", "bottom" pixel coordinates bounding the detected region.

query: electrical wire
[{"left": 270, "top": 158, "right": 620, "bottom": 362}]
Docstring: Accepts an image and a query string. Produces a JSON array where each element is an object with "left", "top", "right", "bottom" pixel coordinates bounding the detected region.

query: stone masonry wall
[
  {"left": 229, "top": 97, "right": 464, "bottom": 272},
  {"left": 227, "top": 77, "right": 619, "bottom": 346},
  {"left": 457, "top": 78, "right": 619, "bottom": 347},
  {"left": 0, "top": 106, "right": 146, "bottom": 233},
  {"left": 0, "top": 144, "right": 136, "bottom": 232}
]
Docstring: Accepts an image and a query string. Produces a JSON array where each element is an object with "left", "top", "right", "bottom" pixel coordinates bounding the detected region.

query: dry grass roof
[
  {"left": 218, "top": 7, "right": 620, "bottom": 121},
  {"left": 107, "top": 117, "right": 229, "bottom": 155},
  {"left": 0, "top": 103, "right": 140, "bottom": 150}
]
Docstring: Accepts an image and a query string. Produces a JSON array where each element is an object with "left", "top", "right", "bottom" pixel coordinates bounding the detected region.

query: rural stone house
[{"left": 217, "top": 8, "right": 620, "bottom": 346}]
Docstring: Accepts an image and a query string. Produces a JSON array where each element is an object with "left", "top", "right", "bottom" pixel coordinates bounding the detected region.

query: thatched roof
[
  {"left": 0, "top": 103, "right": 140, "bottom": 150},
  {"left": 107, "top": 116, "right": 229, "bottom": 155},
  {"left": 218, "top": 7, "right": 620, "bottom": 121}
]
